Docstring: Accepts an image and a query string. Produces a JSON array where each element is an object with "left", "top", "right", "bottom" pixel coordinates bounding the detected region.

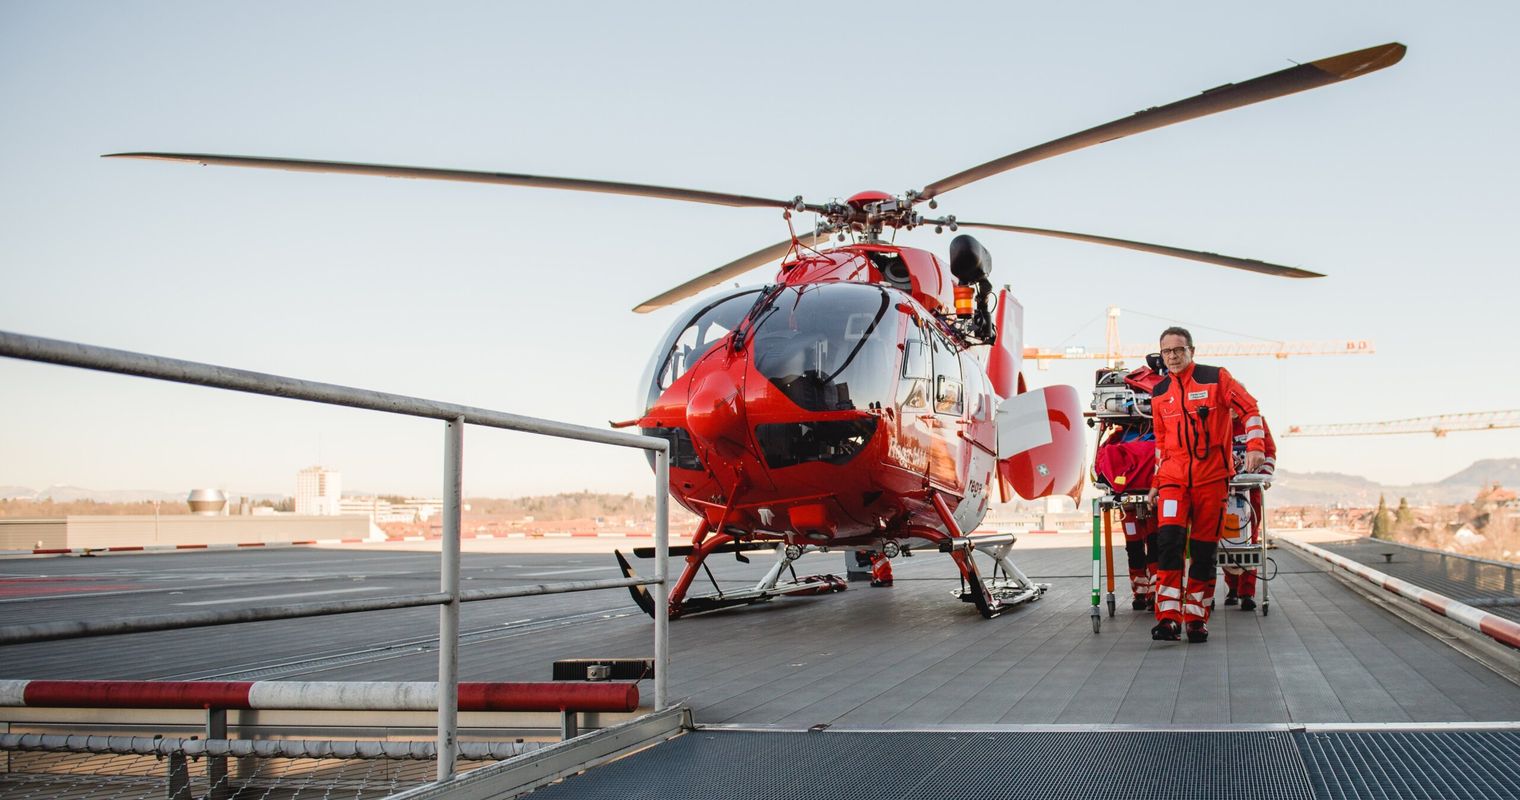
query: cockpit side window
[
  {"left": 657, "top": 291, "right": 757, "bottom": 390},
  {"left": 931, "top": 329, "right": 963, "bottom": 416},
  {"left": 898, "top": 320, "right": 930, "bottom": 410}
]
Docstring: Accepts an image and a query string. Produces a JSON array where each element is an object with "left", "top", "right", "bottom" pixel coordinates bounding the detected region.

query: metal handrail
[
  {"left": 0, "top": 329, "right": 672, "bottom": 784},
  {"left": 0, "top": 576, "right": 659, "bottom": 644}
]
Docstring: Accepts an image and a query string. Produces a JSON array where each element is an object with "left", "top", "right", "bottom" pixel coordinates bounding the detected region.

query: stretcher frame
[
  {"left": 1219, "top": 471, "right": 1273, "bottom": 616},
  {"left": 1091, "top": 491, "right": 1151, "bottom": 633}
]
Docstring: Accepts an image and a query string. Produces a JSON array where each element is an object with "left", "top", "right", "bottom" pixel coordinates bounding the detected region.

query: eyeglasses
[{"left": 1159, "top": 347, "right": 1192, "bottom": 358}]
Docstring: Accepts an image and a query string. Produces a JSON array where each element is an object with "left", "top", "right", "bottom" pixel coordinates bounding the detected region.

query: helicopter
[{"left": 108, "top": 41, "right": 1404, "bottom": 619}]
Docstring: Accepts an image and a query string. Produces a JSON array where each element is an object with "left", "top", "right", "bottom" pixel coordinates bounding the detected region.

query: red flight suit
[
  {"left": 1150, "top": 363, "right": 1266, "bottom": 631},
  {"left": 1224, "top": 416, "right": 1276, "bottom": 600},
  {"left": 869, "top": 552, "right": 894, "bottom": 587}
]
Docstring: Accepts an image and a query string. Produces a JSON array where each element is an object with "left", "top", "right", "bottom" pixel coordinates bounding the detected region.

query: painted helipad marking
[
  {"left": 514, "top": 567, "right": 614, "bottom": 577},
  {"left": 0, "top": 578, "right": 139, "bottom": 597},
  {"left": 175, "top": 586, "right": 389, "bottom": 606}
]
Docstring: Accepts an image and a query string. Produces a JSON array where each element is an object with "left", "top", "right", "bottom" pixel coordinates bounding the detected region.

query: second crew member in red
[{"left": 1146, "top": 327, "right": 1267, "bottom": 642}]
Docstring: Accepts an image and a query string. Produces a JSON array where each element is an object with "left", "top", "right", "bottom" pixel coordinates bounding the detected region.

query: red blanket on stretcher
[{"left": 1096, "top": 439, "right": 1157, "bottom": 491}]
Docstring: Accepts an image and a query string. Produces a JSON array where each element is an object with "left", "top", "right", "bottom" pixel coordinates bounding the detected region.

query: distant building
[
  {"left": 339, "top": 496, "right": 442, "bottom": 524},
  {"left": 295, "top": 467, "right": 342, "bottom": 516}
]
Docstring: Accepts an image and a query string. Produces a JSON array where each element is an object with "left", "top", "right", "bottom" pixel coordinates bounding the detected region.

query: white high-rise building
[{"left": 295, "top": 466, "right": 342, "bottom": 516}]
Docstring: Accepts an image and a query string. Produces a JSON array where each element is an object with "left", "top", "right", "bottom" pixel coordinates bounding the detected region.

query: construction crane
[
  {"left": 1286, "top": 410, "right": 1520, "bottom": 438},
  {"left": 1025, "top": 306, "right": 1374, "bottom": 367}
]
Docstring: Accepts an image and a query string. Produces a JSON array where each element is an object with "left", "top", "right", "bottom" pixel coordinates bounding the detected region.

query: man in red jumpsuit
[
  {"left": 1146, "top": 327, "right": 1266, "bottom": 642},
  {"left": 1223, "top": 413, "right": 1276, "bottom": 611}
]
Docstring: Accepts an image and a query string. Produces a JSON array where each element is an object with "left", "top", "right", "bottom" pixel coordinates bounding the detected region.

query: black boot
[
  {"left": 1132, "top": 596, "right": 1149, "bottom": 611},
  {"left": 1151, "top": 620, "right": 1182, "bottom": 641},
  {"left": 1186, "top": 621, "right": 1209, "bottom": 643},
  {"left": 1224, "top": 592, "right": 1239, "bottom": 606},
  {"left": 1240, "top": 596, "right": 1257, "bottom": 612}
]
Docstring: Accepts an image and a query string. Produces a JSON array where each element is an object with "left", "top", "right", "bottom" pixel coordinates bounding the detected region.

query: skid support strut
[
  {"left": 931, "top": 493, "right": 1048, "bottom": 619},
  {"left": 615, "top": 526, "right": 844, "bottom": 619}
]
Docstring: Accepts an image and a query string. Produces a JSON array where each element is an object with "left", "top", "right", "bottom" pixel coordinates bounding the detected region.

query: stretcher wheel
[
  {"left": 1107, "top": 597, "right": 1116, "bottom": 618},
  {"left": 1262, "top": 602, "right": 1270, "bottom": 617},
  {"left": 1092, "top": 616, "right": 1101, "bottom": 634}
]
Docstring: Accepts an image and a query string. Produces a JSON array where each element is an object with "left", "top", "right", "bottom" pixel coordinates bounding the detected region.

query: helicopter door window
[
  {"left": 931, "top": 330, "right": 964, "bottom": 416},
  {"left": 898, "top": 325, "right": 930, "bottom": 410},
  {"left": 901, "top": 338, "right": 930, "bottom": 380}
]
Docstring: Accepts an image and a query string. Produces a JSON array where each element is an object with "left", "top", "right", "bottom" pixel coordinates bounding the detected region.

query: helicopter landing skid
[
  {"left": 950, "top": 545, "right": 1049, "bottom": 619},
  {"left": 929, "top": 494, "right": 1050, "bottom": 619},
  {"left": 614, "top": 545, "right": 846, "bottom": 620}
]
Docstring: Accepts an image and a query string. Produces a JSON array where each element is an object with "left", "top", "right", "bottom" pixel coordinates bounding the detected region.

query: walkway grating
[{"left": 526, "top": 729, "right": 1317, "bottom": 800}]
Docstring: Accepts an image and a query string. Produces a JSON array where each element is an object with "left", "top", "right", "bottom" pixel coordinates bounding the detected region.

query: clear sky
[{"left": 2, "top": 2, "right": 1516, "bottom": 499}]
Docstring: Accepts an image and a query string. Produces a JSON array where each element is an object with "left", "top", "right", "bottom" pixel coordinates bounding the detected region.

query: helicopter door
[
  {"left": 953, "top": 350, "right": 997, "bottom": 531},
  {"left": 890, "top": 321, "right": 933, "bottom": 480},
  {"left": 926, "top": 329, "right": 965, "bottom": 492}
]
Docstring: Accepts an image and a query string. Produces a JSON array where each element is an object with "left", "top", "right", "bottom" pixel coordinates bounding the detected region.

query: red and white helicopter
[{"left": 110, "top": 42, "right": 1403, "bottom": 619}]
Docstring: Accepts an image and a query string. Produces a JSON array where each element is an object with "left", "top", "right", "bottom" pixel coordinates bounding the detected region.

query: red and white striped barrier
[
  {"left": 0, "top": 680, "right": 638, "bottom": 713},
  {"left": 1285, "top": 537, "right": 1520, "bottom": 651}
]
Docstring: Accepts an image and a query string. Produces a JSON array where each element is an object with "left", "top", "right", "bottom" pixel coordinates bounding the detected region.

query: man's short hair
[{"left": 1159, "top": 326, "right": 1194, "bottom": 348}]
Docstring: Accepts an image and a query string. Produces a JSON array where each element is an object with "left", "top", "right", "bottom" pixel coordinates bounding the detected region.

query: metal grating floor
[
  {"left": 1297, "top": 731, "right": 1520, "bottom": 800},
  {"left": 527, "top": 730, "right": 1316, "bottom": 800}
]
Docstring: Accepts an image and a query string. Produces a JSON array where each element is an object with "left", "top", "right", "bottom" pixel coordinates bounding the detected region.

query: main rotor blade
[
  {"left": 954, "top": 222, "right": 1324, "bottom": 278},
  {"left": 633, "top": 227, "right": 838, "bottom": 314},
  {"left": 104, "top": 152, "right": 824, "bottom": 211},
  {"left": 919, "top": 42, "right": 1405, "bottom": 201}
]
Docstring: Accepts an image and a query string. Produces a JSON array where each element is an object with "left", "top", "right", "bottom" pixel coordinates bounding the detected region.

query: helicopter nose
[{"left": 685, "top": 367, "right": 750, "bottom": 460}]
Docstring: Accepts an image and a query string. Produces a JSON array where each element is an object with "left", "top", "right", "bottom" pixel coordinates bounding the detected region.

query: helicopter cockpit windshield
[
  {"left": 654, "top": 289, "right": 761, "bottom": 391},
  {"left": 749, "top": 283, "right": 898, "bottom": 413}
]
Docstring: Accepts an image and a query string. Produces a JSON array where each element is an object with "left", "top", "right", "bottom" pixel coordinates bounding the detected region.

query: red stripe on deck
[{"left": 0, "top": 578, "right": 139, "bottom": 597}]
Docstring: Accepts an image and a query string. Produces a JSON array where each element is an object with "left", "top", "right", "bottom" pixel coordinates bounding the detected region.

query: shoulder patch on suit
[
  {"left": 1192, "top": 364, "right": 1221, "bottom": 384},
  {"left": 1153, "top": 376, "right": 1172, "bottom": 397}
]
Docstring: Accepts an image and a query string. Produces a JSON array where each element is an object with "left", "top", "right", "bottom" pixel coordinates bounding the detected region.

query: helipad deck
[{"left": 3, "top": 541, "right": 1518, "bottom": 728}]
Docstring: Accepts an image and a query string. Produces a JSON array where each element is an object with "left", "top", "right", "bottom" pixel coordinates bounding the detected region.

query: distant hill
[
  {"left": 0, "top": 485, "right": 286, "bottom": 505},
  {"left": 1273, "top": 457, "right": 1520, "bottom": 506},
  {"left": 1270, "top": 470, "right": 1387, "bottom": 507},
  {"left": 36, "top": 485, "right": 186, "bottom": 503},
  {"left": 1436, "top": 458, "right": 1520, "bottom": 488}
]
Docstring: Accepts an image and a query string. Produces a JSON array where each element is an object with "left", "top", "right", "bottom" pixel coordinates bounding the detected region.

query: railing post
[
  {"left": 166, "top": 749, "right": 191, "bottom": 800},
  {"left": 654, "top": 447, "right": 670, "bottom": 711},
  {"left": 437, "top": 416, "right": 464, "bottom": 782},
  {"left": 206, "top": 707, "right": 228, "bottom": 800}
]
